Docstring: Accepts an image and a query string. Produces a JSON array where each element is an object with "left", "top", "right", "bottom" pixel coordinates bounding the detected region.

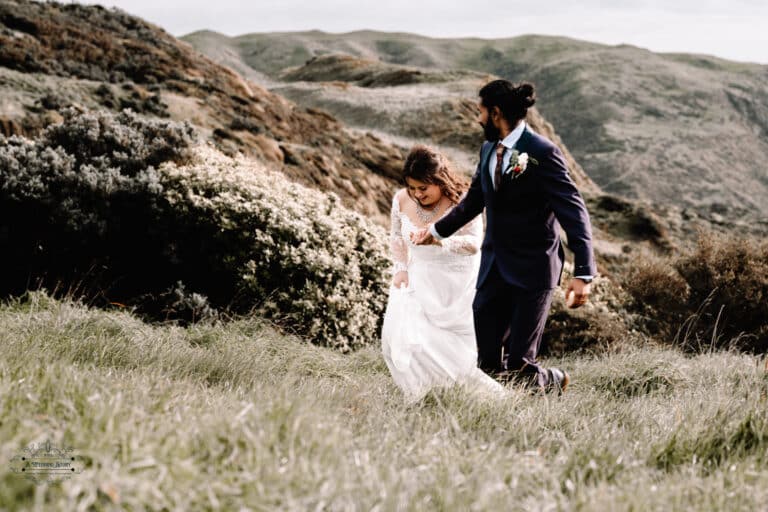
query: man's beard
[{"left": 481, "top": 121, "right": 500, "bottom": 142}]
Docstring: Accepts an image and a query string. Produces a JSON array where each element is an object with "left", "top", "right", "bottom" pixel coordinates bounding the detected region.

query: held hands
[
  {"left": 410, "top": 226, "right": 438, "bottom": 246},
  {"left": 565, "top": 278, "right": 591, "bottom": 309}
]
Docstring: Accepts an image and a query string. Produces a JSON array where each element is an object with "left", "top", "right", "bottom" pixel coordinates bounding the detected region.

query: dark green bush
[
  {"left": 0, "top": 108, "right": 195, "bottom": 312},
  {"left": 159, "top": 146, "right": 390, "bottom": 350}
]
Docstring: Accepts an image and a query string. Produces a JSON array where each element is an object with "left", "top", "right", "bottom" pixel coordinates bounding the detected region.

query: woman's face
[{"left": 405, "top": 177, "right": 443, "bottom": 208}]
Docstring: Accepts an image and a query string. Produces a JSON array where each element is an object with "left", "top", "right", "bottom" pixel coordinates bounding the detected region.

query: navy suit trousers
[{"left": 472, "top": 263, "right": 554, "bottom": 385}]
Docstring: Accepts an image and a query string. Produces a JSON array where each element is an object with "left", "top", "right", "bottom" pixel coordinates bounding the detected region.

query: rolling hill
[
  {"left": 184, "top": 30, "right": 768, "bottom": 230},
  {"left": 0, "top": 0, "right": 706, "bottom": 278}
]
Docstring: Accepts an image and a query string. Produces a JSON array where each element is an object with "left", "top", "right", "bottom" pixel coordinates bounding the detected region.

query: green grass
[{"left": 2, "top": 291, "right": 768, "bottom": 510}]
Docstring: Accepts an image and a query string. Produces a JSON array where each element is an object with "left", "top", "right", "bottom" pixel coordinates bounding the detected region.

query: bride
[{"left": 381, "top": 145, "right": 504, "bottom": 402}]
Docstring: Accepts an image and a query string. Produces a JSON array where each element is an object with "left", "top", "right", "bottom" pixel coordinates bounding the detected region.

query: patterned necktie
[{"left": 493, "top": 142, "right": 505, "bottom": 191}]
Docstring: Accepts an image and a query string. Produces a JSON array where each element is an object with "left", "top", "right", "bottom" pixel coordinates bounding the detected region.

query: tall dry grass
[{"left": 2, "top": 292, "right": 767, "bottom": 511}]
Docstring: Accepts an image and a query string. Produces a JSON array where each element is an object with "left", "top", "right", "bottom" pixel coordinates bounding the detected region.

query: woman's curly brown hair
[{"left": 402, "top": 145, "right": 468, "bottom": 204}]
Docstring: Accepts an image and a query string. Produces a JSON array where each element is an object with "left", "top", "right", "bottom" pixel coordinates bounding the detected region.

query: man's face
[{"left": 477, "top": 100, "right": 501, "bottom": 142}]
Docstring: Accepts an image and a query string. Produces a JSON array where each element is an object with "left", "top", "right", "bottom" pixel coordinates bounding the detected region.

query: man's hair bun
[{"left": 515, "top": 83, "right": 536, "bottom": 108}]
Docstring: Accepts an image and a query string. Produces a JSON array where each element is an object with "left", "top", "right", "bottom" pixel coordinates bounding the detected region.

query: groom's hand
[
  {"left": 566, "top": 278, "right": 591, "bottom": 308},
  {"left": 410, "top": 227, "right": 435, "bottom": 246}
]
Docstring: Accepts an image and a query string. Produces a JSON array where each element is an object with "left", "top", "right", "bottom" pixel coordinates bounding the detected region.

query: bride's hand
[{"left": 392, "top": 271, "right": 409, "bottom": 289}]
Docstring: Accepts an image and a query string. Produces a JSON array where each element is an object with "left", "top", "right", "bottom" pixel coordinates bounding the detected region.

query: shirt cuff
[
  {"left": 429, "top": 223, "right": 444, "bottom": 241},
  {"left": 574, "top": 275, "right": 593, "bottom": 280}
]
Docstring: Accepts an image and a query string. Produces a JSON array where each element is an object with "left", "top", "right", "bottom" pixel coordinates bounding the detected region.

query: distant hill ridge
[
  {"left": 183, "top": 29, "right": 768, "bottom": 226},
  {"left": 0, "top": 0, "right": 735, "bottom": 274}
]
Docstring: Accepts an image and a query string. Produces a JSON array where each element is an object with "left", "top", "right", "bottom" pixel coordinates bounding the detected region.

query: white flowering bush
[
  {"left": 162, "top": 146, "right": 390, "bottom": 351},
  {"left": 0, "top": 108, "right": 194, "bottom": 234},
  {"left": 0, "top": 108, "right": 390, "bottom": 350}
]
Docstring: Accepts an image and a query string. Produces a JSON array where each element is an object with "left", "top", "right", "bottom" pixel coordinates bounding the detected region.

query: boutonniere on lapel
[{"left": 505, "top": 151, "right": 538, "bottom": 180}]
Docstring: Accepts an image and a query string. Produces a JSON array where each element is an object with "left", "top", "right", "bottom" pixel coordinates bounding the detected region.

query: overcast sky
[{"left": 87, "top": 0, "right": 768, "bottom": 64}]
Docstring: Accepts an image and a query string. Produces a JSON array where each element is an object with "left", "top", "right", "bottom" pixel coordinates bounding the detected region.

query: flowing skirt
[{"left": 381, "top": 256, "right": 504, "bottom": 402}]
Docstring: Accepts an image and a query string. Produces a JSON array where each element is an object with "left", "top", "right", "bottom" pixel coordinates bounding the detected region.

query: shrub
[
  {"left": 542, "top": 264, "right": 640, "bottom": 356},
  {"left": 623, "top": 232, "right": 768, "bottom": 352},
  {"left": 161, "top": 147, "right": 390, "bottom": 350},
  {"left": 0, "top": 108, "right": 196, "bottom": 312},
  {"left": 623, "top": 256, "right": 690, "bottom": 339},
  {"left": 40, "top": 107, "right": 193, "bottom": 175},
  {"left": 0, "top": 108, "right": 389, "bottom": 350},
  {"left": 676, "top": 235, "right": 768, "bottom": 351}
]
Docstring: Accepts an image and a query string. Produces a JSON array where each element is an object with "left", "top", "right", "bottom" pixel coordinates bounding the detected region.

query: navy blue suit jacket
[{"left": 435, "top": 127, "right": 596, "bottom": 290}]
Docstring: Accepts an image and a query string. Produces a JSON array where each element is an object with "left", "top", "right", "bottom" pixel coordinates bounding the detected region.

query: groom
[{"left": 412, "top": 79, "right": 596, "bottom": 393}]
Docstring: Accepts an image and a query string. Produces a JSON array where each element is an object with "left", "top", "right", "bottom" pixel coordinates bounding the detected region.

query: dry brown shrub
[{"left": 623, "top": 232, "right": 768, "bottom": 352}]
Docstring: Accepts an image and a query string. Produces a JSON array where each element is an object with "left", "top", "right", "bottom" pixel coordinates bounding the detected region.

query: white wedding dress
[{"left": 381, "top": 193, "right": 505, "bottom": 402}]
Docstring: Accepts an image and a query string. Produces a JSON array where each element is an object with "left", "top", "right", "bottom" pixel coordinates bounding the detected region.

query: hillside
[
  {"left": 0, "top": 0, "right": 679, "bottom": 330},
  {"left": 0, "top": 2, "right": 612, "bottom": 225},
  {"left": 271, "top": 54, "right": 598, "bottom": 194},
  {"left": 184, "top": 30, "right": 768, "bottom": 230},
  {"left": 2, "top": 8, "right": 768, "bottom": 509},
  {"left": 184, "top": 32, "right": 690, "bottom": 259},
  {"left": 0, "top": 2, "right": 407, "bottom": 222},
  {"left": 0, "top": 0, "right": 721, "bottom": 279}
]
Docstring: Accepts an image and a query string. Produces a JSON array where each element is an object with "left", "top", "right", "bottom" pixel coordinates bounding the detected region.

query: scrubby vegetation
[
  {"left": 0, "top": 1, "right": 408, "bottom": 223},
  {"left": 0, "top": 1, "right": 196, "bottom": 84},
  {"left": 281, "top": 54, "right": 484, "bottom": 88},
  {"left": 0, "top": 108, "right": 195, "bottom": 307},
  {"left": 0, "top": 108, "right": 389, "bottom": 350},
  {"left": 2, "top": 107, "right": 765, "bottom": 355},
  {"left": 162, "top": 146, "right": 390, "bottom": 350},
  {"left": 624, "top": 233, "right": 768, "bottom": 352}
]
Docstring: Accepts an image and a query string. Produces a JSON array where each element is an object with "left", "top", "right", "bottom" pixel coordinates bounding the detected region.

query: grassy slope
[
  {"left": 184, "top": 30, "right": 768, "bottom": 224},
  {"left": 2, "top": 293, "right": 767, "bottom": 510}
]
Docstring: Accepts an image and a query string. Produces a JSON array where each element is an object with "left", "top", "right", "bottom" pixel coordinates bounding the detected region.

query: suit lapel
[{"left": 479, "top": 127, "right": 531, "bottom": 200}]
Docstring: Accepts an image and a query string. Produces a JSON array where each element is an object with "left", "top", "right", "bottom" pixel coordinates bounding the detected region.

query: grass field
[{"left": 1, "top": 291, "right": 767, "bottom": 511}]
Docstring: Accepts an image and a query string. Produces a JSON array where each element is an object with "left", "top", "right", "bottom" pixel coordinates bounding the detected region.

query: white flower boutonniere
[{"left": 504, "top": 150, "right": 538, "bottom": 179}]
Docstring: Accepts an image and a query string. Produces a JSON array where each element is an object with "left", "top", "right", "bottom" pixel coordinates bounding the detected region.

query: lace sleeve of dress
[
  {"left": 440, "top": 213, "right": 483, "bottom": 256},
  {"left": 390, "top": 193, "right": 409, "bottom": 274}
]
